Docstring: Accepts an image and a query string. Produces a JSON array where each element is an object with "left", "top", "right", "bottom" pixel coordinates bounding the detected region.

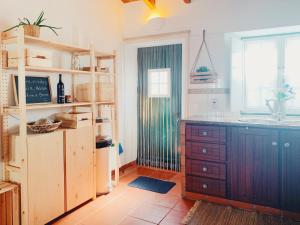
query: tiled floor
[{"left": 53, "top": 167, "right": 194, "bottom": 225}]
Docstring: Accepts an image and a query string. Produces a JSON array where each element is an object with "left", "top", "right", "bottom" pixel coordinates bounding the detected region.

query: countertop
[{"left": 182, "top": 113, "right": 300, "bottom": 130}]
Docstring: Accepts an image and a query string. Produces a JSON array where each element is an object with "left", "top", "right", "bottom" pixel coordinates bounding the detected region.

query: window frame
[
  {"left": 148, "top": 68, "right": 171, "bottom": 98},
  {"left": 240, "top": 33, "right": 300, "bottom": 115}
]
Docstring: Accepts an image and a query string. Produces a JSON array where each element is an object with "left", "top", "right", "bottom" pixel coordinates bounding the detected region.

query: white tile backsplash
[{"left": 189, "top": 93, "right": 230, "bottom": 116}]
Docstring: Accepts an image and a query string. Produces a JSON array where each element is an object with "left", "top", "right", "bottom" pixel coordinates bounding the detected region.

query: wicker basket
[
  {"left": 23, "top": 25, "right": 40, "bottom": 37},
  {"left": 27, "top": 120, "right": 62, "bottom": 133}
]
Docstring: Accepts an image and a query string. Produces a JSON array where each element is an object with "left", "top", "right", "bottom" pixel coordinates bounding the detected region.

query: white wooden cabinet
[{"left": 64, "top": 126, "right": 94, "bottom": 211}]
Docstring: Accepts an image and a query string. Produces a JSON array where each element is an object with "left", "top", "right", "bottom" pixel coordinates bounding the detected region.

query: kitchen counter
[
  {"left": 181, "top": 113, "right": 300, "bottom": 215},
  {"left": 182, "top": 113, "right": 300, "bottom": 130}
]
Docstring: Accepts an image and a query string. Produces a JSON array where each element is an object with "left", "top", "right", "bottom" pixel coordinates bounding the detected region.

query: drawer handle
[
  {"left": 202, "top": 184, "right": 208, "bottom": 189},
  {"left": 202, "top": 131, "right": 208, "bottom": 136},
  {"left": 202, "top": 167, "right": 208, "bottom": 172},
  {"left": 284, "top": 142, "right": 290, "bottom": 148},
  {"left": 202, "top": 148, "right": 207, "bottom": 154}
]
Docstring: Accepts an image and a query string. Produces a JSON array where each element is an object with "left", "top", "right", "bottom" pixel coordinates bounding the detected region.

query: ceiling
[{"left": 121, "top": 0, "right": 191, "bottom": 9}]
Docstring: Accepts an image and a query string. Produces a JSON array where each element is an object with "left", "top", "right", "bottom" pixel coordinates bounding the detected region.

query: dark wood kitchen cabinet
[
  {"left": 230, "top": 127, "right": 280, "bottom": 208},
  {"left": 185, "top": 124, "right": 227, "bottom": 198},
  {"left": 182, "top": 120, "right": 300, "bottom": 218},
  {"left": 281, "top": 131, "right": 300, "bottom": 213}
]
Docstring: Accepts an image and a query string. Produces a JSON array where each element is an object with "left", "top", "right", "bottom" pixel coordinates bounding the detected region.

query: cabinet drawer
[
  {"left": 186, "top": 159, "right": 226, "bottom": 180},
  {"left": 186, "top": 125, "right": 226, "bottom": 143},
  {"left": 186, "top": 141, "right": 226, "bottom": 162},
  {"left": 186, "top": 176, "right": 226, "bottom": 197}
]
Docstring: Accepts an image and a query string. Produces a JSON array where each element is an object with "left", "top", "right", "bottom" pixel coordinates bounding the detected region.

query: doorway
[
  {"left": 137, "top": 44, "right": 182, "bottom": 171},
  {"left": 120, "top": 31, "right": 189, "bottom": 172}
]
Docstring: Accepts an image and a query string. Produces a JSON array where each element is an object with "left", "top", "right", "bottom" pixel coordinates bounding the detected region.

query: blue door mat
[{"left": 128, "top": 176, "right": 176, "bottom": 194}]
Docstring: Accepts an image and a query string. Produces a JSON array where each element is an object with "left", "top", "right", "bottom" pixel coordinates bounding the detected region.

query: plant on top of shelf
[{"left": 3, "top": 11, "right": 61, "bottom": 37}]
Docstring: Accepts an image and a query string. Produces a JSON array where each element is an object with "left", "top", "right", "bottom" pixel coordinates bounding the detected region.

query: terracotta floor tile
[
  {"left": 54, "top": 166, "right": 183, "bottom": 225},
  {"left": 118, "top": 216, "right": 156, "bottom": 225},
  {"left": 148, "top": 193, "right": 181, "bottom": 208},
  {"left": 130, "top": 204, "right": 171, "bottom": 224},
  {"left": 159, "top": 210, "right": 187, "bottom": 225},
  {"left": 166, "top": 183, "right": 181, "bottom": 196},
  {"left": 173, "top": 199, "right": 195, "bottom": 213}
]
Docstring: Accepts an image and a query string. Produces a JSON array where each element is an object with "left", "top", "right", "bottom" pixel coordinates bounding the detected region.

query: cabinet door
[
  {"left": 65, "top": 126, "right": 94, "bottom": 211},
  {"left": 281, "top": 131, "right": 300, "bottom": 213},
  {"left": 230, "top": 127, "right": 280, "bottom": 208},
  {"left": 28, "top": 131, "right": 64, "bottom": 225}
]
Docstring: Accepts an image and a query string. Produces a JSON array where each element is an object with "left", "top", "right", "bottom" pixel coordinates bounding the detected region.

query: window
[
  {"left": 241, "top": 34, "right": 300, "bottom": 113},
  {"left": 285, "top": 37, "right": 300, "bottom": 111},
  {"left": 244, "top": 39, "right": 278, "bottom": 110},
  {"left": 148, "top": 68, "right": 171, "bottom": 98}
]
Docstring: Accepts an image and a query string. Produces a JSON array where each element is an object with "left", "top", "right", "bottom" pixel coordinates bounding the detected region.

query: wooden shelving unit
[
  {"left": 0, "top": 27, "right": 118, "bottom": 225},
  {"left": 94, "top": 51, "right": 119, "bottom": 184}
]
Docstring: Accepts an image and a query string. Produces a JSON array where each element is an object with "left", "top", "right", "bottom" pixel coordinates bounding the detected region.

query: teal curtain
[{"left": 137, "top": 44, "right": 182, "bottom": 171}]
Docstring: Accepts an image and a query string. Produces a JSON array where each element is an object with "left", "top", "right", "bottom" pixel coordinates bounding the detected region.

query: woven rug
[{"left": 182, "top": 201, "right": 300, "bottom": 225}]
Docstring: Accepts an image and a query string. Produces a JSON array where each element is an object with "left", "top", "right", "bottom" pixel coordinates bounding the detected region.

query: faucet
[{"left": 265, "top": 83, "right": 295, "bottom": 121}]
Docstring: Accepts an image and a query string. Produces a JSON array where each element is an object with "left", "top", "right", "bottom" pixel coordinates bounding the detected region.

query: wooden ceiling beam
[
  {"left": 121, "top": 0, "right": 155, "bottom": 9},
  {"left": 121, "top": 0, "right": 139, "bottom": 3},
  {"left": 122, "top": 0, "right": 189, "bottom": 7},
  {"left": 143, "top": 0, "right": 156, "bottom": 9}
]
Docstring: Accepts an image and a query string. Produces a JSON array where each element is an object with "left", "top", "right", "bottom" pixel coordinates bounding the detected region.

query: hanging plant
[{"left": 3, "top": 11, "right": 61, "bottom": 37}]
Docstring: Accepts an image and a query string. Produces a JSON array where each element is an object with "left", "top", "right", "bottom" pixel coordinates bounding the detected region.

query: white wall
[
  {"left": 2, "top": 0, "right": 300, "bottom": 171},
  {"left": 119, "top": 0, "right": 300, "bottom": 166},
  {"left": 122, "top": 0, "right": 300, "bottom": 114},
  {"left": 0, "top": 0, "right": 123, "bottom": 178},
  {"left": 0, "top": 0, "right": 122, "bottom": 51}
]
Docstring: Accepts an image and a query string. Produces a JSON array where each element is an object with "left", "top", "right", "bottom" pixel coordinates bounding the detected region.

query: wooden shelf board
[
  {"left": 4, "top": 66, "right": 92, "bottom": 75},
  {"left": 95, "top": 101, "right": 115, "bottom": 105},
  {"left": 1, "top": 37, "right": 17, "bottom": 45},
  {"left": 95, "top": 122, "right": 111, "bottom": 126},
  {"left": 95, "top": 51, "right": 116, "bottom": 59},
  {"left": 2, "top": 35, "right": 90, "bottom": 53},
  {"left": 95, "top": 72, "right": 115, "bottom": 76},
  {"left": 190, "top": 72, "right": 217, "bottom": 77},
  {"left": 190, "top": 80, "right": 217, "bottom": 84},
  {"left": 6, "top": 165, "right": 21, "bottom": 173},
  {"left": 4, "top": 102, "right": 92, "bottom": 112}
]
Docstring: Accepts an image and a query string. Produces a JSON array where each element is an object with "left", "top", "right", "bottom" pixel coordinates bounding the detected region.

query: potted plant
[{"left": 3, "top": 11, "right": 61, "bottom": 37}]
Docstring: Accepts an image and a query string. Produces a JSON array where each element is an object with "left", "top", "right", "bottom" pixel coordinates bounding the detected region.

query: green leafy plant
[{"left": 3, "top": 11, "right": 61, "bottom": 36}]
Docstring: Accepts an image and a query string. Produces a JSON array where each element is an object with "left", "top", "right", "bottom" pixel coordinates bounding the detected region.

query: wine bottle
[{"left": 57, "top": 74, "right": 65, "bottom": 104}]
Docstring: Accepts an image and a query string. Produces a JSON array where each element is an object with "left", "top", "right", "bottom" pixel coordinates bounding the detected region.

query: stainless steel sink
[
  {"left": 238, "top": 118, "right": 300, "bottom": 126},
  {"left": 238, "top": 118, "right": 279, "bottom": 124},
  {"left": 280, "top": 120, "right": 300, "bottom": 126}
]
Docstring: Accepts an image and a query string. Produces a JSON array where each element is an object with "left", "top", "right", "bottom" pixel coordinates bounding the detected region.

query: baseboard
[{"left": 111, "top": 160, "right": 137, "bottom": 177}]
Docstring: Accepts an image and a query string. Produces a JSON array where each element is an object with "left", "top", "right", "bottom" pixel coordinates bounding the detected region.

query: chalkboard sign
[{"left": 13, "top": 76, "right": 52, "bottom": 104}]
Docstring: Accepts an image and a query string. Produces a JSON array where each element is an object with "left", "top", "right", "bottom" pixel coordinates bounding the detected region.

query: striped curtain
[{"left": 137, "top": 44, "right": 182, "bottom": 171}]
